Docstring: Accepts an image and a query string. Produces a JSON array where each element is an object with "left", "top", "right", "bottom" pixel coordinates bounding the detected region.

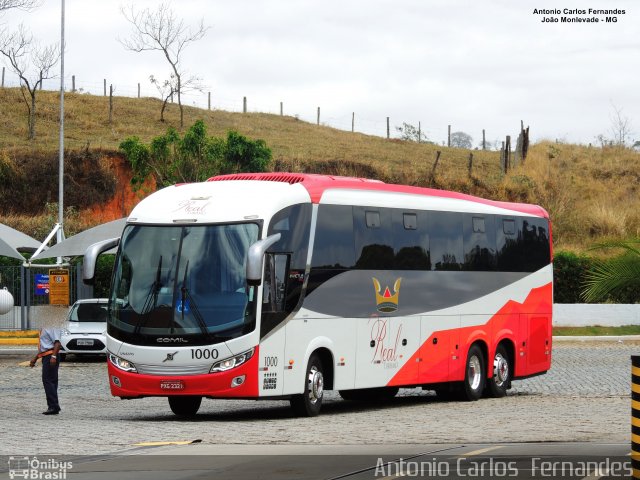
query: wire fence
[{"left": 0, "top": 66, "right": 499, "bottom": 149}]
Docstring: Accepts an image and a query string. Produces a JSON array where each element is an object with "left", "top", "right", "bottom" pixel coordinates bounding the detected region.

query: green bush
[
  {"left": 553, "top": 250, "right": 640, "bottom": 303},
  {"left": 553, "top": 251, "right": 593, "bottom": 303},
  {"left": 120, "top": 121, "right": 272, "bottom": 189}
]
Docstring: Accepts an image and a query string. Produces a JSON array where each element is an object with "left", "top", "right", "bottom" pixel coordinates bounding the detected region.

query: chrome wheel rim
[
  {"left": 468, "top": 355, "right": 482, "bottom": 391},
  {"left": 493, "top": 353, "right": 509, "bottom": 387},
  {"left": 307, "top": 366, "right": 324, "bottom": 404}
]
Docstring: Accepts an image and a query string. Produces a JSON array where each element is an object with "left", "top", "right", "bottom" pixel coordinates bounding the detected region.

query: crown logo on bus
[{"left": 372, "top": 277, "right": 402, "bottom": 313}]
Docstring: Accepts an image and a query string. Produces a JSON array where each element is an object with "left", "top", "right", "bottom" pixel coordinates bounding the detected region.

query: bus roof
[{"left": 208, "top": 172, "right": 549, "bottom": 219}]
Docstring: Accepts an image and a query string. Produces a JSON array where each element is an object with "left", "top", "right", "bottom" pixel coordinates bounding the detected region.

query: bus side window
[{"left": 263, "top": 253, "right": 290, "bottom": 313}]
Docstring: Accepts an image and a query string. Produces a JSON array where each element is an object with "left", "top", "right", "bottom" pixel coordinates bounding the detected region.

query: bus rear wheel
[
  {"left": 290, "top": 353, "right": 324, "bottom": 417},
  {"left": 486, "top": 344, "right": 511, "bottom": 398},
  {"left": 168, "top": 396, "right": 202, "bottom": 417},
  {"left": 460, "top": 345, "right": 486, "bottom": 401}
]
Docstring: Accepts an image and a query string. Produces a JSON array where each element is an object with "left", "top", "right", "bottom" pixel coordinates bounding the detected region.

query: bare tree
[
  {"left": 120, "top": 3, "right": 207, "bottom": 128},
  {"left": 0, "top": 0, "right": 40, "bottom": 12},
  {"left": 150, "top": 72, "right": 203, "bottom": 122},
  {"left": 395, "top": 122, "right": 429, "bottom": 143},
  {"left": 0, "top": 24, "right": 59, "bottom": 140},
  {"left": 609, "top": 102, "right": 632, "bottom": 146}
]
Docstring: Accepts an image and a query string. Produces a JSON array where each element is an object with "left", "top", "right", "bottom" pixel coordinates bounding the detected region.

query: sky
[{"left": 1, "top": 0, "right": 638, "bottom": 146}]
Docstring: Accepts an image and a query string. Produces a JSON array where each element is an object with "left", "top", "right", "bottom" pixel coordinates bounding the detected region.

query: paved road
[
  {"left": 0, "top": 342, "right": 636, "bottom": 458},
  {"left": 0, "top": 443, "right": 632, "bottom": 480}
]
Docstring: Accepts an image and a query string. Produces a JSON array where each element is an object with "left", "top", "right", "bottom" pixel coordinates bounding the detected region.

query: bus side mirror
[
  {"left": 246, "top": 233, "right": 281, "bottom": 286},
  {"left": 83, "top": 237, "right": 120, "bottom": 285}
]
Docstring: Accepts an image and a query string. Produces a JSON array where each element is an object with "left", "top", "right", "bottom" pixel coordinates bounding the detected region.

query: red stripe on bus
[{"left": 387, "top": 283, "right": 552, "bottom": 387}]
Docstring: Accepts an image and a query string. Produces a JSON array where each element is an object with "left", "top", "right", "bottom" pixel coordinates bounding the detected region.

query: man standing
[{"left": 29, "top": 326, "right": 63, "bottom": 415}]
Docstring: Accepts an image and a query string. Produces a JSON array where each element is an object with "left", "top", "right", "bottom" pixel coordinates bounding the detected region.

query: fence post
[
  {"left": 20, "top": 265, "right": 26, "bottom": 330},
  {"left": 632, "top": 356, "right": 640, "bottom": 478},
  {"left": 137, "top": 83, "right": 140, "bottom": 98},
  {"left": 482, "top": 129, "right": 486, "bottom": 150},
  {"left": 386, "top": 117, "right": 390, "bottom": 139},
  {"left": 317, "top": 107, "right": 320, "bottom": 125},
  {"left": 280, "top": 102, "right": 283, "bottom": 116},
  {"left": 447, "top": 125, "right": 451, "bottom": 147},
  {"left": 500, "top": 141, "right": 506, "bottom": 174},
  {"left": 208, "top": 92, "right": 211, "bottom": 110},
  {"left": 468, "top": 153, "right": 473, "bottom": 177},
  {"left": 430, "top": 150, "right": 441, "bottom": 179},
  {"left": 352, "top": 112, "right": 355, "bottom": 132},
  {"left": 71, "top": 75, "right": 75, "bottom": 93},
  {"left": 109, "top": 84, "right": 113, "bottom": 124},
  {"left": 1, "top": 66, "right": 4, "bottom": 88},
  {"left": 243, "top": 96, "right": 247, "bottom": 113},
  {"left": 418, "top": 121, "right": 421, "bottom": 144},
  {"left": 103, "top": 79, "right": 106, "bottom": 97}
]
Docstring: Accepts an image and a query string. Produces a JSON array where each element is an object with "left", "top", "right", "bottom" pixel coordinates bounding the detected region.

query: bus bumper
[{"left": 107, "top": 353, "right": 259, "bottom": 398}]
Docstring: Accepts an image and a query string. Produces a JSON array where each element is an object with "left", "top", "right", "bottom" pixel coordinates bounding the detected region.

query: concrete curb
[
  {"left": 553, "top": 335, "right": 640, "bottom": 342},
  {"left": 0, "top": 338, "right": 38, "bottom": 345}
]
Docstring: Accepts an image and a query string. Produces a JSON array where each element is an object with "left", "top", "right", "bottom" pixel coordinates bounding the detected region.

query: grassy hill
[{"left": 1, "top": 87, "right": 639, "bottom": 251}]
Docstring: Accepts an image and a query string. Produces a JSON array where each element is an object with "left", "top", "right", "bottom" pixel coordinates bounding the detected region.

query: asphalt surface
[{"left": 0, "top": 341, "right": 637, "bottom": 478}]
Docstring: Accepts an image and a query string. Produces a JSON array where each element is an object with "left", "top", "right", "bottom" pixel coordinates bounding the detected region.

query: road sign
[{"left": 48, "top": 268, "right": 69, "bottom": 306}]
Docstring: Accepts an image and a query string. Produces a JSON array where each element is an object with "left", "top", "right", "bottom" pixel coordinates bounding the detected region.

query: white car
[{"left": 60, "top": 298, "right": 108, "bottom": 357}]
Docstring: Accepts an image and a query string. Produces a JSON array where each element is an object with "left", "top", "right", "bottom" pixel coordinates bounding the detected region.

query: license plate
[
  {"left": 77, "top": 339, "right": 94, "bottom": 346},
  {"left": 160, "top": 380, "right": 184, "bottom": 390}
]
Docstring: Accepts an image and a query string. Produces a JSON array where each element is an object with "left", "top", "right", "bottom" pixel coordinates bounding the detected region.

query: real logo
[{"left": 372, "top": 277, "right": 402, "bottom": 313}]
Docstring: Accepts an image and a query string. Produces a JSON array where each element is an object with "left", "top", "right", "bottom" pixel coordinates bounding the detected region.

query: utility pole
[{"left": 57, "top": 0, "right": 66, "bottom": 250}]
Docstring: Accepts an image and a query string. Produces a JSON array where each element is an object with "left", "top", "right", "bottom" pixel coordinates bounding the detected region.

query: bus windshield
[{"left": 109, "top": 223, "right": 260, "bottom": 344}]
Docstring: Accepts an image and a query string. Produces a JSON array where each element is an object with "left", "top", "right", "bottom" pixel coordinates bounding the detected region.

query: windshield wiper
[
  {"left": 134, "top": 255, "right": 162, "bottom": 335},
  {"left": 179, "top": 260, "right": 212, "bottom": 341}
]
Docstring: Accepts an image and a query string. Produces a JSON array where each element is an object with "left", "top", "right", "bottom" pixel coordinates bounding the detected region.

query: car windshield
[
  {"left": 108, "top": 223, "right": 260, "bottom": 343},
  {"left": 69, "top": 303, "right": 108, "bottom": 322}
]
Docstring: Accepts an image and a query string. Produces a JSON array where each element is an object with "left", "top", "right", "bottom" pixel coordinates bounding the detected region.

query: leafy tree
[
  {"left": 582, "top": 240, "right": 640, "bottom": 303},
  {"left": 450, "top": 131, "right": 473, "bottom": 149},
  {"left": 119, "top": 120, "right": 272, "bottom": 189}
]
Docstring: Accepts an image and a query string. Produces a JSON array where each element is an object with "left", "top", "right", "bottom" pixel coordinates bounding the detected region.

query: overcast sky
[{"left": 1, "top": 0, "right": 638, "bottom": 146}]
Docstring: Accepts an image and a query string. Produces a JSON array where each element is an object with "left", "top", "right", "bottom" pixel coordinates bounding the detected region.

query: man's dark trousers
[{"left": 42, "top": 356, "right": 60, "bottom": 411}]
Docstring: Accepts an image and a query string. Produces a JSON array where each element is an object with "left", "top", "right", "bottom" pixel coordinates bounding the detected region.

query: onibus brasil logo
[{"left": 8, "top": 456, "right": 72, "bottom": 479}]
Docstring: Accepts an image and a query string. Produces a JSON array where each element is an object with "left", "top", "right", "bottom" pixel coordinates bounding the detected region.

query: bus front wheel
[
  {"left": 290, "top": 353, "right": 324, "bottom": 417},
  {"left": 168, "top": 396, "right": 202, "bottom": 417}
]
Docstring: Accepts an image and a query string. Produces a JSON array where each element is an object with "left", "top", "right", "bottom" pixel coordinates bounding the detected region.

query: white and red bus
[{"left": 84, "top": 172, "right": 553, "bottom": 417}]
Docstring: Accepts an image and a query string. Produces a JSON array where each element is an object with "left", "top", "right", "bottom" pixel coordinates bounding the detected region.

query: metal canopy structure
[
  {"left": 0, "top": 224, "right": 42, "bottom": 261},
  {"left": 31, "top": 218, "right": 126, "bottom": 260}
]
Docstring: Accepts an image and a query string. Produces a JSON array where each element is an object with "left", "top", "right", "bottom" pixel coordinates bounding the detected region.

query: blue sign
[{"left": 35, "top": 274, "right": 50, "bottom": 296}]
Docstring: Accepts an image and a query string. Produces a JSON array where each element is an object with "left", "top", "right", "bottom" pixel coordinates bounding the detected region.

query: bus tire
[
  {"left": 290, "top": 353, "right": 324, "bottom": 417},
  {"left": 461, "top": 345, "right": 485, "bottom": 401},
  {"left": 168, "top": 396, "right": 202, "bottom": 417},
  {"left": 487, "top": 344, "right": 511, "bottom": 398}
]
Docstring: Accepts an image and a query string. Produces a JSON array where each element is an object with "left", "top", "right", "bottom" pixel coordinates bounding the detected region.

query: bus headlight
[
  {"left": 109, "top": 353, "right": 138, "bottom": 373},
  {"left": 210, "top": 348, "right": 254, "bottom": 373}
]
